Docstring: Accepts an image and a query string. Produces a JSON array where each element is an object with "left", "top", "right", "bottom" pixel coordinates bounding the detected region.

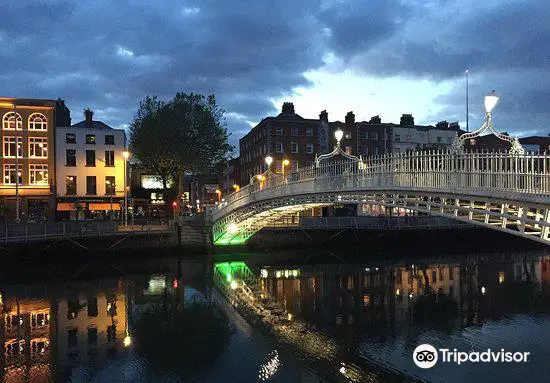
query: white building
[
  {"left": 55, "top": 109, "right": 127, "bottom": 220},
  {"left": 392, "top": 120, "right": 460, "bottom": 153}
]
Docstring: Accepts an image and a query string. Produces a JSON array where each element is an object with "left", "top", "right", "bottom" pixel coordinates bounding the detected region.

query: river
[{"left": 1, "top": 248, "right": 549, "bottom": 382}]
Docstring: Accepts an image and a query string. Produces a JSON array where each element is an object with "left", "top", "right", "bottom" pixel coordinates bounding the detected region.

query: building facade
[
  {"left": 0, "top": 97, "right": 71, "bottom": 223},
  {"left": 239, "top": 103, "right": 327, "bottom": 183},
  {"left": 55, "top": 109, "right": 127, "bottom": 220},
  {"left": 221, "top": 157, "right": 240, "bottom": 195},
  {"left": 464, "top": 133, "right": 550, "bottom": 153}
]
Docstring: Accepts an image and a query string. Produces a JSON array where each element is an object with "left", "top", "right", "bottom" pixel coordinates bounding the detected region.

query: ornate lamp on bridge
[
  {"left": 249, "top": 155, "right": 275, "bottom": 184},
  {"left": 451, "top": 91, "right": 525, "bottom": 155},
  {"left": 315, "top": 128, "right": 365, "bottom": 167}
]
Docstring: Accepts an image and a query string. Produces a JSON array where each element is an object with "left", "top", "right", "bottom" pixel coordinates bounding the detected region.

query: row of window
[
  {"left": 3, "top": 137, "right": 48, "bottom": 158},
  {"left": 66, "top": 149, "right": 115, "bottom": 167},
  {"left": 275, "top": 127, "right": 315, "bottom": 137},
  {"left": 66, "top": 133, "right": 115, "bottom": 145},
  {"left": 65, "top": 175, "right": 116, "bottom": 195},
  {"left": 3, "top": 164, "right": 48, "bottom": 185},
  {"left": 2, "top": 112, "right": 48, "bottom": 130},
  {"left": 275, "top": 142, "right": 315, "bottom": 154}
]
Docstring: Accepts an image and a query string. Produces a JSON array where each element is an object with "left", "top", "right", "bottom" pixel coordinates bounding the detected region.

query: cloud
[{"left": 0, "top": 0, "right": 548, "bottom": 148}]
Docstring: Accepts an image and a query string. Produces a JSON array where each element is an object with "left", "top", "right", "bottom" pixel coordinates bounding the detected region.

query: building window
[
  {"left": 373, "top": 146, "right": 379, "bottom": 155},
  {"left": 66, "top": 176, "right": 77, "bottom": 195},
  {"left": 305, "top": 143, "right": 314, "bottom": 154},
  {"left": 306, "top": 160, "right": 314, "bottom": 167},
  {"left": 345, "top": 146, "right": 352, "bottom": 155},
  {"left": 291, "top": 142, "right": 298, "bottom": 153},
  {"left": 359, "top": 147, "right": 368, "bottom": 156},
  {"left": 66, "top": 133, "right": 76, "bottom": 143},
  {"left": 344, "top": 132, "right": 352, "bottom": 139},
  {"left": 371, "top": 133, "right": 378, "bottom": 140},
  {"left": 3, "top": 164, "right": 22, "bottom": 184},
  {"left": 437, "top": 136, "right": 442, "bottom": 143},
  {"left": 87, "top": 298, "right": 98, "bottom": 317},
  {"left": 86, "top": 176, "right": 97, "bottom": 195},
  {"left": 86, "top": 134, "right": 96, "bottom": 144},
  {"left": 105, "top": 176, "right": 115, "bottom": 194},
  {"left": 28, "top": 113, "right": 47, "bottom": 130},
  {"left": 394, "top": 134, "right": 400, "bottom": 142},
  {"left": 66, "top": 149, "right": 76, "bottom": 166},
  {"left": 291, "top": 127, "right": 299, "bottom": 136},
  {"left": 291, "top": 160, "right": 299, "bottom": 172},
  {"left": 29, "top": 137, "right": 48, "bottom": 158},
  {"left": 2, "top": 112, "right": 22, "bottom": 130},
  {"left": 105, "top": 135, "right": 115, "bottom": 145},
  {"left": 3, "top": 137, "right": 23, "bottom": 157},
  {"left": 105, "top": 150, "right": 114, "bottom": 166},
  {"left": 29, "top": 164, "right": 48, "bottom": 185},
  {"left": 360, "top": 132, "right": 368, "bottom": 139},
  {"left": 306, "top": 128, "right": 313, "bottom": 136},
  {"left": 275, "top": 127, "right": 283, "bottom": 135},
  {"left": 275, "top": 142, "right": 283, "bottom": 153},
  {"left": 86, "top": 150, "right": 96, "bottom": 166}
]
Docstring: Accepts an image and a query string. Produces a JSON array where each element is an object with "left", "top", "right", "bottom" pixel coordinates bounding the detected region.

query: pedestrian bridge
[{"left": 211, "top": 151, "right": 550, "bottom": 246}]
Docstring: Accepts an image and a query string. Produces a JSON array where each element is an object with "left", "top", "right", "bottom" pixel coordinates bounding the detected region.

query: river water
[{"left": 1, "top": 248, "right": 549, "bottom": 382}]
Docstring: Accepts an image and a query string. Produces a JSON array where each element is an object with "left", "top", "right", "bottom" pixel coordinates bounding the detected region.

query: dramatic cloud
[{"left": 1, "top": 0, "right": 548, "bottom": 151}]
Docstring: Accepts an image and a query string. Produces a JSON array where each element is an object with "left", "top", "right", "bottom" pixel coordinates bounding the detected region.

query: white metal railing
[{"left": 214, "top": 150, "right": 550, "bottom": 222}]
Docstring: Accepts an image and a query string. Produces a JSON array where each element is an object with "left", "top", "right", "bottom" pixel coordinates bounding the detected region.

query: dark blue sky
[{"left": 2, "top": 0, "right": 549, "bottom": 147}]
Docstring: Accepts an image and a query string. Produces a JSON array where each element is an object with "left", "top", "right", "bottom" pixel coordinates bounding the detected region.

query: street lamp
[
  {"left": 484, "top": 90, "right": 499, "bottom": 114},
  {"left": 122, "top": 151, "right": 130, "bottom": 226},
  {"left": 233, "top": 184, "right": 240, "bottom": 192},
  {"left": 265, "top": 155, "right": 273, "bottom": 171},
  {"left": 215, "top": 189, "right": 222, "bottom": 203},
  {"left": 282, "top": 159, "right": 290, "bottom": 175},
  {"left": 334, "top": 129, "right": 344, "bottom": 145},
  {"left": 451, "top": 90, "right": 524, "bottom": 154}
]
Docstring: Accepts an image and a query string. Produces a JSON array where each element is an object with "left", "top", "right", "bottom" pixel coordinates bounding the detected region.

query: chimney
[
  {"left": 281, "top": 102, "right": 295, "bottom": 115},
  {"left": 319, "top": 110, "right": 328, "bottom": 122},
  {"left": 369, "top": 115, "right": 381, "bottom": 124},
  {"left": 400, "top": 114, "right": 414, "bottom": 126},
  {"left": 84, "top": 108, "right": 94, "bottom": 128},
  {"left": 345, "top": 111, "right": 355, "bottom": 124},
  {"left": 436, "top": 120, "right": 449, "bottom": 129}
]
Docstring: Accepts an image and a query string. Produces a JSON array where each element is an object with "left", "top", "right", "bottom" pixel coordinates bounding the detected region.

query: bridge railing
[{"left": 214, "top": 150, "right": 550, "bottom": 221}]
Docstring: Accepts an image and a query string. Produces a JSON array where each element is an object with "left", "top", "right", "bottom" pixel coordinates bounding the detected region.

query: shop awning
[
  {"left": 57, "top": 203, "right": 77, "bottom": 211},
  {"left": 89, "top": 203, "right": 120, "bottom": 211}
]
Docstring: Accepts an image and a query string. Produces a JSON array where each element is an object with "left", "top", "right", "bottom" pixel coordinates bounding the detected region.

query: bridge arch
[{"left": 211, "top": 151, "right": 550, "bottom": 245}]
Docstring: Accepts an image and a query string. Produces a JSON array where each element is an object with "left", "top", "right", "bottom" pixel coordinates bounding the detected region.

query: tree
[{"left": 129, "top": 93, "right": 233, "bottom": 195}]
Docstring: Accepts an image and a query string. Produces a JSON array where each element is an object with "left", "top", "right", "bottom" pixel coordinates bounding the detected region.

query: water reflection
[{"left": 256, "top": 253, "right": 550, "bottom": 382}]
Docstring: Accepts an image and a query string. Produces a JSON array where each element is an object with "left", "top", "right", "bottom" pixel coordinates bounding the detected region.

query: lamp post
[
  {"left": 282, "top": 159, "right": 290, "bottom": 175},
  {"left": 215, "top": 189, "right": 222, "bottom": 203},
  {"left": 265, "top": 155, "right": 273, "bottom": 172},
  {"left": 451, "top": 90, "right": 524, "bottom": 154},
  {"left": 233, "top": 184, "right": 240, "bottom": 192},
  {"left": 122, "top": 151, "right": 130, "bottom": 226},
  {"left": 106, "top": 180, "right": 115, "bottom": 220},
  {"left": 465, "top": 69, "right": 469, "bottom": 133}
]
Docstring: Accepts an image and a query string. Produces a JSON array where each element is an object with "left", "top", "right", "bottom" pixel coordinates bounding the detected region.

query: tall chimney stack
[{"left": 84, "top": 108, "right": 94, "bottom": 128}]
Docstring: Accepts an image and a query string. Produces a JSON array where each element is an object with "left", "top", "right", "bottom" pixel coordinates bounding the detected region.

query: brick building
[
  {"left": 221, "top": 157, "right": 240, "bottom": 195},
  {"left": 0, "top": 97, "right": 71, "bottom": 223},
  {"left": 239, "top": 102, "right": 327, "bottom": 182},
  {"left": 463, "top": 133, "right": 550, "bottom": 153}
]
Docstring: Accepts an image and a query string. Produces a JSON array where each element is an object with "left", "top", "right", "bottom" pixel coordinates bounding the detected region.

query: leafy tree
[{"left": 129, "top": 93, "right": 233, "bottom": 195}]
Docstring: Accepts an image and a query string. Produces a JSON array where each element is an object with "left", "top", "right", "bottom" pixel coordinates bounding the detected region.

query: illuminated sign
[{"left": 141, "top": 175, "right": 173, "bottom": 189}]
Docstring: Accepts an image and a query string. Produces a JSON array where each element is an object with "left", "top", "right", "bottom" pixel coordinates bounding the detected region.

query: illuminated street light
[
  {"left": 452, "top": 90, "right": 524, "bottom": 154},
  {"left": 233, "top": 184, "right": 240, "bottom": 192},
  {"left": 282, "top": 159, "right": 290, "bottom": 175},
  {"left": 334, "top": 128, "right": 344, "bottom": 144},
  {"left": 215, "top": 189, "right": 222, "bottom": 202},
  {"left": 230, "top": 280, "right": 238, "bottom": 290},
  {"left": 124, "top": 335, "right": 132, "bottom": 347},
  {"left": 265, "top": 155, "right": 273, "bottom": 168},
  {"left": 484, "top": 90, "right": 499, "bottom": 113}
]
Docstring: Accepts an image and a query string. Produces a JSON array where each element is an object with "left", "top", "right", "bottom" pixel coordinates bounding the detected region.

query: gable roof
[{"left": 71, "top": 120, "right": 114, "bottom": 130}]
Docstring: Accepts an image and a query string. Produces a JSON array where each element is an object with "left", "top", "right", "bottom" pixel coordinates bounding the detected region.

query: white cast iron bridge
[{"left": 211, "top": 150, "right": 550, "bottom": 246}]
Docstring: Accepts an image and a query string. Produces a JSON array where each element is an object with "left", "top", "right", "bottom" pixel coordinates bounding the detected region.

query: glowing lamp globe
[
  {"left": 484, "top": 90, "right": 499, "bottom": 113},
  {"left": 334, "top": 129, "right": 344, "bottom": 143},
  {"left": 265, "top": 156, "right": 273, "bottom": 166}
]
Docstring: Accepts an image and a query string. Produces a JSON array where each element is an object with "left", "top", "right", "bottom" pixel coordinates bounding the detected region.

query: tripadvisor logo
[{"left": 413, "top": 344, "right": 530, "bottom": 369}]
